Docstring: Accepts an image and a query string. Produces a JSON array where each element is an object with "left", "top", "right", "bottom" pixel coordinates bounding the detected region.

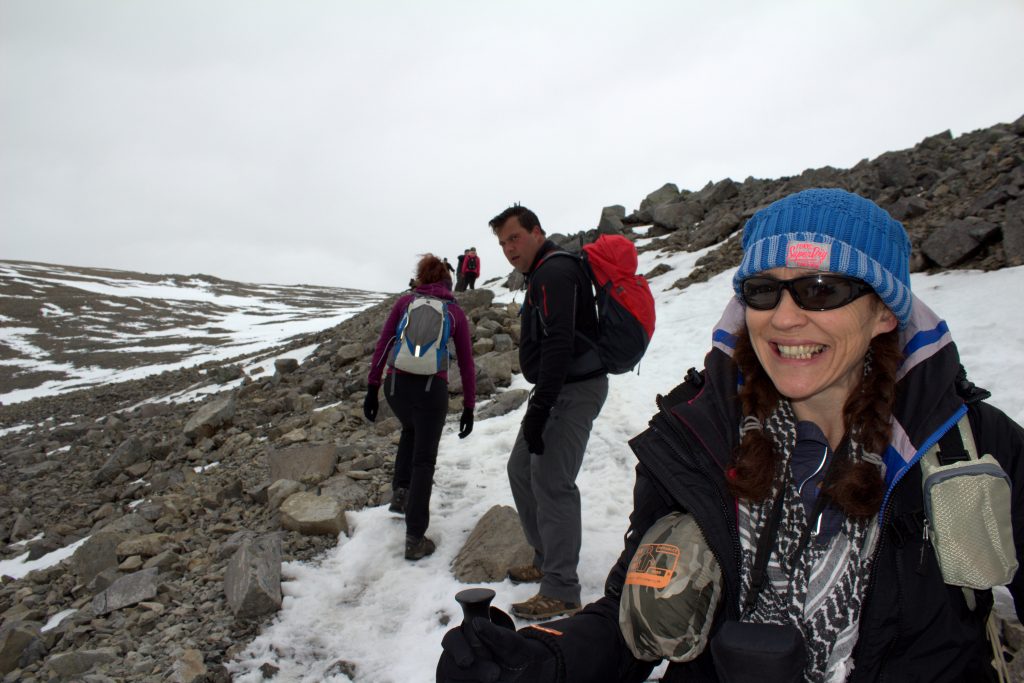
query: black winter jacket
[
  {"left": 524, "top": 299, "right": 1024, "bottom": 683},
  {"left": 520, "top": 240, "right": 603, "bottom": 410}
]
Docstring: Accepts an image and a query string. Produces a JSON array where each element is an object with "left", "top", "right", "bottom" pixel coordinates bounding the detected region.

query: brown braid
[{"left": 727, "top": 326, "right": 902, "bottom": 519}]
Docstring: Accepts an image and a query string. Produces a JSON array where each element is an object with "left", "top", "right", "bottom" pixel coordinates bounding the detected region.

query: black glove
[
  {"left": 363, "top": 385, "right": 380, "bottom": 422},
  {"left": 436, "top": 616, "right": 556, "bottom": 683},
  {"left": 459, "top": 407, "right": 474, "bottom": 439},
  {"left": 521, "top": 403, "right": 551, "bottom": 455}
]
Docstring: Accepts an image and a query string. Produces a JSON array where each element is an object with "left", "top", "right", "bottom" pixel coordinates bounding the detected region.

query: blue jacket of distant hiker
[
  {"left": 518, "top": 296, "right": 1024, "bottom": 683},
  {"left": 367, "top": 280, "right": 476, "bottom": 408}
]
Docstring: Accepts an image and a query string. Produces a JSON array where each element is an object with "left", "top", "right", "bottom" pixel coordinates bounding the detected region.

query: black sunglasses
[{"left": 740, "top": 274, "right": 875, "bottom": 311}]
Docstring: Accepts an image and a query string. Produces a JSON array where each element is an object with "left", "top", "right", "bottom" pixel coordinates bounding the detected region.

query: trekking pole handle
[{"left": 455, "top": 588, "right": 496, "bottom": 648}]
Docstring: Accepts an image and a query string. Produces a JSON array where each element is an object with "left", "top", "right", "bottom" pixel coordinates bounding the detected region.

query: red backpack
[{"left": 538, "top": 235, "right": 656, "bottom": 374}]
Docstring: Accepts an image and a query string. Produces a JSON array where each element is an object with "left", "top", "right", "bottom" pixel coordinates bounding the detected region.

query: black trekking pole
[{"left": 455, "top": 588, "right": 496, "bottom": 648}]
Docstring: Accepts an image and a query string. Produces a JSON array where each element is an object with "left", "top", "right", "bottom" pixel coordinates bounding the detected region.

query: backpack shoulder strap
[{"left": 934, "top": 412, "right": 979, "bottom": 466}]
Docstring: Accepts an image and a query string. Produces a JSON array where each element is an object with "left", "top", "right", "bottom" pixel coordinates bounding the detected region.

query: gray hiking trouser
[{"left": 507, "top": 375, "right": 609, "bottom": 604}]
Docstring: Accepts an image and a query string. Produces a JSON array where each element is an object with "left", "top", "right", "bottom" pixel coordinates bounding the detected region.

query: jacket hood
[
  {"left": 414, "top": 281, "right": 455, "bottom": 300},
  {"left": 709, "top": 293, "right": 965, "bottom": 493}
]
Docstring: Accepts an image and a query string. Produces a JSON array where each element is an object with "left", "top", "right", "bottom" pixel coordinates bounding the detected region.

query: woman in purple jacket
[{"left": 364, "top": 254, "right": 477, "bottom": 561}]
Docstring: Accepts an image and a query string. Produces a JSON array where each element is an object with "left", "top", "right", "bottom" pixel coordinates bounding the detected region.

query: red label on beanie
[{"left": 786, "top": 241, "right": 830, "bottom": 269}]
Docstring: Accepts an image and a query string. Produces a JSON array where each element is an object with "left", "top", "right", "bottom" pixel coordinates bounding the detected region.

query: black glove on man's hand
[
  {"left": 363, "top": 385, "right": 380, "bottom": 422},
  {"left": 436, "top": 617, "right": 556, "bottom": 683},
  {"left": 521, "top": 403, "right": 551, "bottom": 455},
  {"left": 458, "top": 407, "right": 474, "bottom": 439}
]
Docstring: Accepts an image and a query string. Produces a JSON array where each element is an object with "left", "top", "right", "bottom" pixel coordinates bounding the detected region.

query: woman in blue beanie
[{"left": 438, "top": 189, "right": 1024, "bottom": 682}]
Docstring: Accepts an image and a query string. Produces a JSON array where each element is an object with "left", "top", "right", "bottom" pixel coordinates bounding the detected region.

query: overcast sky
[{"left": 2, "top": 1, "right": 1023, "bottom": 293}]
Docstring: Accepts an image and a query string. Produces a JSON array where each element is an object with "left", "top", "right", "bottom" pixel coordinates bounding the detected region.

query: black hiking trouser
[{"left": 385, "top": 372, "right": 448, "bottom": 539}]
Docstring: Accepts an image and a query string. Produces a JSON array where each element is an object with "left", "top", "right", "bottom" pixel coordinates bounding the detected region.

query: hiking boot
[
  {"left": 388, "top": 487, "right": 408, "bottom": 515},
  {"left": 404, "top": 535, "right": 436, "bottom": 561},
  {"left": 510, "top": 593, "right": 580, "bottom": 621},
  {"left": 507, "top": 564, "right": 544, "bottom": 584}
]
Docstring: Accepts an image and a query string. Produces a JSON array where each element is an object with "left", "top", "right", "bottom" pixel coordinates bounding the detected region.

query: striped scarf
[{"left": 737, "top": 401, "right": 883, "bottom": 683}]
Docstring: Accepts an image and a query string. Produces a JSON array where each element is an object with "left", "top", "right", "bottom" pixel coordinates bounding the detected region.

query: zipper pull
[{"left": 917, "top": 517, "right": 932, "bottom": 575}]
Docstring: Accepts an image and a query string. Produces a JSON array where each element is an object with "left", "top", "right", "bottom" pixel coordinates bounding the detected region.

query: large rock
[
  {"left": 454, "top": 288, "right": 494, "bottom": 311},
  {"left": 320, "top": 475, "right": 371, "bottom": 511},
  {"left": 267, "top": 479, "right": 303, "bottom": 510},
  {"left": 597, "top": 205, "right": 625, "bottom": 234},
  {"left": 638, "top": 183, "right": 680, "bottom": 214},
  {"left": 46, "top": 647, "right": 120, "bottom": 678},
  {"left": 1003, "top": 215, "right": 1024, "bottom": 266},
  {"left": 475, "top": 351, "right": 514, "bottom": 387},
  {"left": 173, "top": 648, "right": 208, "bottom": 683},
  {"left": 451, "top": 505, "right": 533, "bottom": 583},
  {"left": 0, "top": 621, "right": 44, "bottom": 675},
  {"left": 93, "top": 436, "right": 148, "bottom": 485},
  {"left": 921, "top": 219, "right": 999, "bottom": 267},
  {"left": 224, "top": 534, "right": 282, "bottom": 619},
  {"left": 70, "top": 532, "right": 123, "bottom": 585},
  {"left": 652, "top": 201, "right": 705, "bottom": 232},
  {"left": 182, "top": 394, "right": 236, "bottom": 441},
  {"left": 115, "top": 533, "right": 172, "bottom": 558},
  {"left": 267, "top": 442, "right": 338, "bottom": 485},
  {"left": 477, "top": 389, "right": 530, "bottom": 420},
  {"left": 279, "top": 492, "right": 348, "bottom": 536},
  {"left": 91, "top": 567, "right": 160, "bottom": 615}
]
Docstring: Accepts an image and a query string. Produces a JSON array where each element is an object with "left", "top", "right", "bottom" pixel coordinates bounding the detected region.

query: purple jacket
[{"left": 367, "top": 281, "right": 476, "bottom": 408}]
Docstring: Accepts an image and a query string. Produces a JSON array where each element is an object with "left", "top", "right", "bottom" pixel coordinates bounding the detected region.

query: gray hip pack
[{"left": 920, "top": 413, "right": 1018, "bottom": 589}]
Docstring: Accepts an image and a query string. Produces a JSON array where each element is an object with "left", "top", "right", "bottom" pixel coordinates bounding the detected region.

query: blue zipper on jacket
[{"left": 878, "top": 403, "right": 966, "bottom": 518}]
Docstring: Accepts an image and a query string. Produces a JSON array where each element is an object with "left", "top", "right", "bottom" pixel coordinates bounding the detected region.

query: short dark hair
[{"left": 489, "top": 205, "right": 545, "bottom": 236}]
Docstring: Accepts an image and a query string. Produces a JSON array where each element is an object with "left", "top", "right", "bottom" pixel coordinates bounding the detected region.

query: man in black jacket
[{"left": 490, "top": 205, "right": 609, "bottom": 621}]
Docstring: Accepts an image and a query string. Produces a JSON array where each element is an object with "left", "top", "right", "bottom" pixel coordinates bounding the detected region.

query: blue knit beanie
[{"left": 732, "top": 188, "right": 913, "bottom": 327}]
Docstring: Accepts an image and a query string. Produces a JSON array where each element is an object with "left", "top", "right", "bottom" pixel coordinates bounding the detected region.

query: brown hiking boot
[
  {"left": 507, "top": 564, "right": 545, "bottom": 584},
  {"left": 510, "top": 593, "right": 580, "bottom": 621},
  {"left": 404, "top": 535, "right": 436, "bottom": 561}
]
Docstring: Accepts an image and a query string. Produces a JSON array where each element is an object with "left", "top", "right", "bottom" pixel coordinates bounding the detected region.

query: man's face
[{"left": 496, "top": 217, "right": 545, "bottom": 273}]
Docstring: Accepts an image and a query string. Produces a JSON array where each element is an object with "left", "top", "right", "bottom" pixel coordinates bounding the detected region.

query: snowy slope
[{"left": 223, "top": 247, "right": 1024, "bottom": 682}]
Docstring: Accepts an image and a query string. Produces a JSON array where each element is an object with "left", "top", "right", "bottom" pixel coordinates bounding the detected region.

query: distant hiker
[
  {"left": 443, "top": 257, "right": 455, "bottom": 277},
  {"left": 487, "top": 205, "right": 608, "bottom": 620},
  {"left": 438, "top": 189, "right": 1024, "bottom": 682},
  {"left": 461, "top": 247, "right": 481, "bottom": 290},
  {"left": 364, "top": 254, "right": 476, "bottom": 561},
  {"left": 455, "top": 249, "right": 469, "bottom": 292}
]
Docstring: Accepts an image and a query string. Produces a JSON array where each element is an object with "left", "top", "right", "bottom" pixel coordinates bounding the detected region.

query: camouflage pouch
[{"left": 619, "top": 512, "right": 722, "bottom": 662}]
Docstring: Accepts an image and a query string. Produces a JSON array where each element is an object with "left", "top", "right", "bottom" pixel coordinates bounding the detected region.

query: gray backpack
[{"left": 387, "top": 296, "right": 451, "bottom": 390}]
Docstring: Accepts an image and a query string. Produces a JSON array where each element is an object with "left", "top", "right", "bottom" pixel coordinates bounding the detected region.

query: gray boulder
[
  {"left": 653, "top": 201, "right": 706, "bottom": 232},
  {"left": 452, "top": 505, "right": 533, "bottom": 583},
  {"left": 922, "top": 219, "right": 999, "bottom": 267},
  {"left": 267, "top": 442, "right": 338, "bottom": 485},
  {"left": 279, "top": 491, "right": 348, "bottom": 536},
  {"left": 274, "top": 358, "right": 299, "bottom": 375},
  {"left": 477, "top": 389, "right": 530, "bottom": 420},
  {"left": 91, "top": 567, "right": 160, "bottom": 615},
  {"left": 182, "top": 394, "right": 236, "bottom": 441},
  {"left": 0, "top": 621, "right": 44, "bottom": 675},
  {"left": 597, "top": 205, "right": 626, "bottom": 234},
  {"left": 47, "top": 647, "right": 120, "bottom": 678},
  {"left": 224, "top": 534, "right": 282, "bottom": 620},
  {"left": 638, "top": 183, "right": 680, "bottom": 214},
  {"left": 93, "top": 436, "right": 148, "bottom": 485},
  {"left": 70, "top": 532, "right": 123, "bottom": 585}
]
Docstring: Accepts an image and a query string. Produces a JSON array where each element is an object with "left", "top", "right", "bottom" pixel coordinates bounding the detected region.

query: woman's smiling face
[{"left": 744, "top": 267, "right": 898, "bottom": 415}]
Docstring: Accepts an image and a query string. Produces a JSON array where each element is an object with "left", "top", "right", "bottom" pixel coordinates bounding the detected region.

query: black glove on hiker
[
  {"left": 459, "top": 407, "right": 474, "bottom": 439},
  {"left": 521, "top": 402, "right": 551, "bottom": 455},
  {"left": 363, "top": 385, "right": 380, "bottom": 422},
  {"left": 436, "top": 616, "right": 556, "bottom": 683}
]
